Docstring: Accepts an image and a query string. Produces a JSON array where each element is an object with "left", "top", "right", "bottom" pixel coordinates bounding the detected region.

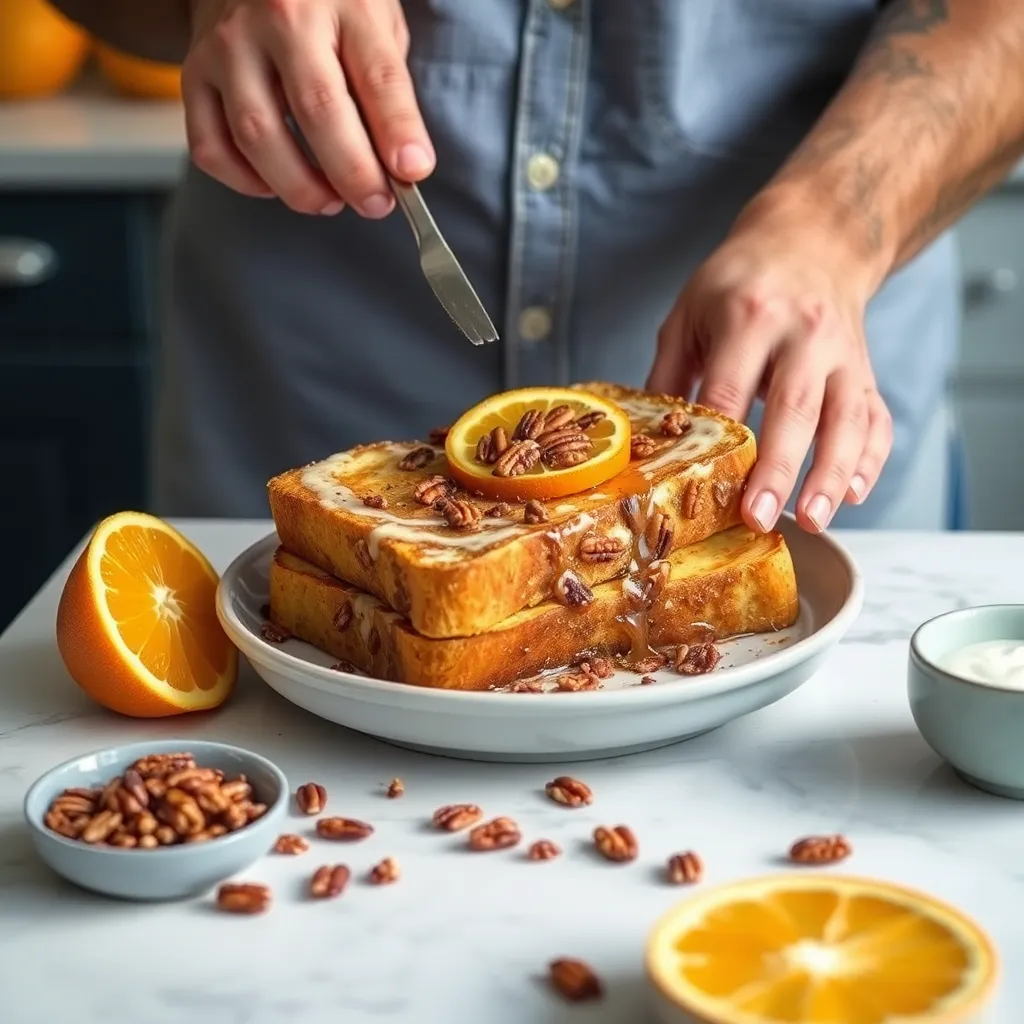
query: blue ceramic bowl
[
  {"left": 24, "top": 739, "right": 288, "bottom": 900},
  {"left": 909, "top": 604, "right": 1024, "bottom": 800}
]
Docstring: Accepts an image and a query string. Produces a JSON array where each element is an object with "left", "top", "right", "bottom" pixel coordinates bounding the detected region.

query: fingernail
[
  {"left": 750, "top": 491, "right": 779, "bottom": 532},
  {"left": 806, "top": 493, "right": 832, "bottom": 532},
  {"left": 396, "top": 143, "right": 433, "bottom": 178},
  {"left": 361, "top": 194, "right": 393, "bottom": 219},
  {"left": 849, "top": 474, "right": 867, "bottom": 501},
  {"left": 320, "top": 200, "right": 344, "bottom": 216}
]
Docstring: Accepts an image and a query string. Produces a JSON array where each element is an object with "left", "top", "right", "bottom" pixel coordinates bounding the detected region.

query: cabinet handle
[
  {"left": 0, "top": 238, "right": 59, "bottom": 287},
  {"left": 963, "top": 267, "right": 1018, "bottom": 309}
]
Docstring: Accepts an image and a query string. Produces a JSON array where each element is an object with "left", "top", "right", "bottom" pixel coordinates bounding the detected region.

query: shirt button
[
  {"left": 518, "top": 306, "right": 553, "bottom": 342},
  {"left": 526, "top": 152, "right": 560, "bottom": 192}
]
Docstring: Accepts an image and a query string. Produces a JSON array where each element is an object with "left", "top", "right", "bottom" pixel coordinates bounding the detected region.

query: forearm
[
  {"left": 50, "top": 0, "right": 192, "bottom": 64},
  {"left": 752, "top": 0, "right": 1024, "bottom": 296}
]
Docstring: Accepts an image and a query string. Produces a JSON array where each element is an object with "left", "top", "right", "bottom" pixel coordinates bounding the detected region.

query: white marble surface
[{"left": 1, "top": 520, "right": 1023, "bottom": 1023}]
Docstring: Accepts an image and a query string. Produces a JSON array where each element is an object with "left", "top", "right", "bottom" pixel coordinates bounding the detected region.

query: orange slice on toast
[
  {"left": 56, "top": 511, "right": 237, "bottom": 718},
  {"left": 646, "top": 874, "right": 997, "bottom": 1024},
  {"left": 445, "top": 386, "right": 632, "bottom": 501}
]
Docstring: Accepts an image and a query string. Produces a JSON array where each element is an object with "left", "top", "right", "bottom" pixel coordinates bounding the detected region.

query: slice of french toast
[
  {"left": 267, "top": 525, "right": 799, "bottom": 691},
  {"left": 267, "top": 382, "right": 756, "bottom": 640}
]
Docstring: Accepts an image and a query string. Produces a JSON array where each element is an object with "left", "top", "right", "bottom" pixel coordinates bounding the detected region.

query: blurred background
[{"left": 2, "top": 0, "right": 1023, "bottom": 632}]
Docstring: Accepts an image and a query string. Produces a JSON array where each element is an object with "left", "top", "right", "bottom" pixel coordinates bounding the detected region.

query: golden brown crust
[{"left": 267, "top": 525, "right": 799, "bottom": 691}]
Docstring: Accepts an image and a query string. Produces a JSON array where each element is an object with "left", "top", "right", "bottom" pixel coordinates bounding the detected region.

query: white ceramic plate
[{"left": 216, "top": 516, "right": 862, "bottom": 763}]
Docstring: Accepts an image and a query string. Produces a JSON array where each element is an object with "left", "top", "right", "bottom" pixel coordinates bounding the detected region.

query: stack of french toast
[{"left": 265, "top": 382, "right": 800, "bottom": 691}]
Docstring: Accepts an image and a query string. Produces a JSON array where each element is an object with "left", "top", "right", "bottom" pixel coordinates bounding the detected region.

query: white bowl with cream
[{"left": 909, "top": 605, "right": 1024, "bottom": 800}]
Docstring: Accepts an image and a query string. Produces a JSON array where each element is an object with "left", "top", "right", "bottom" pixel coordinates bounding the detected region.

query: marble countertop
[{"left": 1, "top": 520, "right": 1024, "bottom": 1023}]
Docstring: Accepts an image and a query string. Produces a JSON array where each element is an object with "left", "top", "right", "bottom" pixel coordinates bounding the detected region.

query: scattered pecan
[
  {"left": 333, "top": 601, "right": 353, "bottom": 632},
  {"left": 436, "top": 497, "right": 482, "bottom": 531},
  {"left": 549, "top": 959, "right": 603, "bottom": 1002},
  {"left": 574, "top": 656, "right": 614, "bottom": 678},
  {"left": 330, "top": 660, "right": 359, "bottom": 673},
  {"left": 667, "top": 851, "right": 703, "bottom": 884},
  {"left": 632, "top": 651, "right": 667, "bottom": 675},
  {"left": 432, "top": 803, "right": 483, "bottom": 832},
  {"left": 316, "top": 817, "right": 374, "bottom": 841},
  {"left": 273, "top": 833, "right": 309, "bottom": 855},
  {"left": 485, "top": 502, "right": 513, "bottom": 518},
  {"left": 414, "top": 474, "right": 453, "bottom": 505},
  {"left": 528, "top": 839, "right": 561, "bottom": 861},
  {"left": 512, "top": 408, "right": 545, "bottom": 441},
  {"left": 386, "top": 778, "right": 404, "bottom": 799},
  {"left": 640, "top": 675, "right": 656, "bottom": 685},
  {"left": 493, "top": 439, "right": 541, "bottom": 477},
  {"left": 713, "top": 479, "right": 733, "bottom": 509},
  {"left": 310, "top": 864, "right": 350, "bottom": 899},
  {"left": 593, "top": 825, "right": 638, "bottom": 863},
  {"left": 368, "top": 857, "right": 400, "bottom": 885},
  {"left": 475, "top": 426, "right": 510, "bottom": 464},
  {"left": 507, "top": 678, "right": 545, "bottom": 693},
  {"left": 468, "top": 816, "right": 521, "bottom": 851},
  {"left": 646, "top": 509, "right": 674, "bottom": 561},
  {"left": 675, "top": 643, "right": 721, "bottom": 675},
  {"left": 574, "top": 410, "right": 606, "bottom": 431},
  {"left": 555, "top": 670, "right": 601, "bottom": 691},
  {"left": 545, "top": 776, "right": 593, "bottom": 807},
  {"left": 578, "top": 535, "right": 625, "bottom": 563},
  {"left": 660, "top": 409, "right": 692, "bottom": 436},
  {"left": 555, "top": 571, "right": 594, "bottom": 607},
  {"left": 631, "top": 434, "right": 658, "bottom": 460},
  {"left": 363, "top": 494, "right": 387, "bottom": 509},
  {"left": 543, "top": 404, "right": 576, "bottom": 431},
  {"left": 216, "top": 882, "right": 271, "bottom": 915},
  {"left": 524, "top": 499, "right": 549, "bottom": 524},
  {"left": 789, "top": 834, "right": 852, "bottom": 865},
  {"left": 355, "top": 539, "right": 374, "bottom": 571},
  {"left": 681, "top": 478, "right": 705, "bottom": 520},
  {"left": 428, "top": 425, "right": 450, "bottom": 446},
  {"left": 398, "top": 446, "right": 435, "bottom": 471},
  {"left": 260, "top": 622, "right": 290, "bottom": 644}
]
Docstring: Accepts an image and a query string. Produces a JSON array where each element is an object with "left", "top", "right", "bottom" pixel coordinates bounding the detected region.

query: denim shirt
[{"left": 154, "top": 0, "right": 959, "bottom": 522}]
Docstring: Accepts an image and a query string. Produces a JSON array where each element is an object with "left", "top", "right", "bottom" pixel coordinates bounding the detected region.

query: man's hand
[
  {"left": 647, "top": 195, "right": 893, "bottom": 536},
  {"left": 183, "top": 0, "right": 434, "bottom": 217}
]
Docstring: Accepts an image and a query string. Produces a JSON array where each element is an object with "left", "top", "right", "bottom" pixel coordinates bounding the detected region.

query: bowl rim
[
  {"left": 909, "top": 603, "right": 1024, "bottom": 695},
  {"left": 23, "top": 738, "right": 288, "bottom": 858}
]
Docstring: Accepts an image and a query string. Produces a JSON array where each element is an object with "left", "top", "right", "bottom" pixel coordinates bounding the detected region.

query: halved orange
[
  {"left": 646, "top": 874, "right": 997, "bottom": 1024},
  {"left": 445, "top": 386, "right": 632, "bottom": 502},
  {"left": 56, "top": 512, "right": 237, "bottom": 718}
]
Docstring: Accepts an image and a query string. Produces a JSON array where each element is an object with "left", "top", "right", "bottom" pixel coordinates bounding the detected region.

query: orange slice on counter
[
  {"left": 56, "top": 511, "right": 237, "bottom": 718},
  {"left": 645, "top": 874, "right": 997, "bottom": 1024},
  {"left": 445, "top": 386, "right": 632, "bottom": 501}
]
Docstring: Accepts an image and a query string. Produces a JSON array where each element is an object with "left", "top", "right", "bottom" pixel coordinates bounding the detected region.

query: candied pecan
[
  {"left": 333, "top": 601, "right": 353, "bottom": 632},
  {"left": 667, "top": 851, "right": 703, "bottom": 884},
  {"left": 219, "top": 778, "right": 252, "bottom": 802},
  {"left": 574, "top": 656, "right": 614, "bottom": 678},
  {"left": 432, "top": 803, "right": 483, "bottom": 831},
  {"left": 632, "top": 652, "right": 667, "bottom": 674},
  {"left": 428, "top": 425, "right": 450, "bottom": 446},
  {"left": 296, "top": 782, "right": 327, "bottom": 815},
  {"left": 593, "top": 825, "right": 638, "bottom": 863},
  {"left": 789, "top": 834, "right": 852, "bottom": 865},
  {"left": 144, "top": 777, "right": 167, "bottom": 799},
  {"left": 362, "top": 493, "right": 387, "bottom": 510},
  {"left": 713, "top": 479, "right": 733, "bottom": 509},
  {"left": 542, "top": 404, "right": 576, "bottom": 431},
  {"left": 184, "top": 824, "right": 228, "bottom": 844},
  {"left": 631, "top": 434, "right": 658, "bottom": 460},
  {"left": 273, "top": 833, "right": 309, "bottom": 855},
  {"left": 555, "top": 571, "right": 594, "bottom": 607},
  {"left": 81, "top": 810, "right": 123, "bottom": 844},
  {"left": 538, "top": 424, "right": 592, "bottom": 460},
  {"left": 485, "top": 502, "right": 513, "bottom": 518},
  {"left": 51, "top": 793, "right": 98, "bottom": 818},
  {"left": 166, "top": 766, "right": 219, "bottom": 791},
  {"left": 512, "top": 408, "right": 545, "bottom": 441},
  {"left": 646, "top": 509, "right": 674, "bottom": 561},
  {"left": 507, "top": 678, "right": 544, "bottom": 693},
  {"left": 354, "top": 539, "right": 374, "bottom": 571},
  {"left": 528, "top": 839, "right": 561, "bottom": 861},
  {"left": 368, "top": 857, "right": 400, "bottom": 885},
  {"left": 216, "top": 882, "right": 271, "bottom": 915},
  {"left": 545, "top": 776, "right": 593, "bottom": 807},
  {"left": 556, "top": 670, "right": 601, "bottom": 691},
  {"left": 158, "top": 788, "right": 206, "bottom": 836},
  {"left": 578, "top": 535, "right": 625, "bottom": 563},
  {"left": 310, "top": 864, "right": 350, "bottom": 899},
  {"left": 493, "top": 439, "right": 541, "bottom": 477},
  {"left": 681, "top": 478, "right": 705, "bottom": 520},
  {"left": 134, "top": 811, "right": 158, "bottom": 835},
  {"left": 468, "top": 816, "right": 521, "bottom": 851},
  {"left": 475, "top": 426, "right": 510, "bottom": 464},
  {"left": 523, "top": 499, "right": 549, "bottom": 524},
  {"left": 549, "top": 959, "right": 603, "bottom": 1002},
  {"left": 675, "top": 642, "right": 721, "bottom": 675},
  {"left": 154, "top": 825, "right": 177, "bottom": 845},
  {"left": 386, "top": 777, "right": 404, "bottom": 799},
  {"left": 414, "top": 474, "right": 453, "bottom": 505},
  {"left": 109, "top": 833, "right": 137, "bottom": 848},
  {"left": 138, "top": 834, "right": 159, "bottom": 849},
  {"left": 660, "top": 409, "right": 691, "bottom": 436},
  {"left": 316, "top": 816, "right": 374, "bottom": 841},
  {"left": 130, "top": 752, "right": 196, "bottom": 778},
  {"left": 574, "top": 410, "right": 606, "bottom": 431},
  {"left": 260, "top": 622, "right": 290, "bottom": 644},
  {"left": 436, "top": 497, "right": 482, "bottom": 531},
  {"left": 120, "top": 769, "right": 149, "bottom": 810},
  {"left": 398, "top": 445, "right": 435, "bottom": 471}
]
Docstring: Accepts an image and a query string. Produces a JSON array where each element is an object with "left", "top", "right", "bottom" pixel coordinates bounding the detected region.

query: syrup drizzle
[{"left": 617, "top": 492, "right": 661, "bottom": 668}]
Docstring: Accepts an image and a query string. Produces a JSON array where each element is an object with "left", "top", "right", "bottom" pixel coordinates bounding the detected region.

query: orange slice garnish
[
  {"left": 56, "top": 511, "right": 237, "bottom": 718},
  {"left": 646, "top": 874, "right": 998, "bottom": 1024},
  {"left": 444, "top": 386, "right": 632, "bottom": 501}
]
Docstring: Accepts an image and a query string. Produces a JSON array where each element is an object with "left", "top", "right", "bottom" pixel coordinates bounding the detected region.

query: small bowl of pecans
[{"left": 23, "top": 739, "right": 288, "bottom": 901}]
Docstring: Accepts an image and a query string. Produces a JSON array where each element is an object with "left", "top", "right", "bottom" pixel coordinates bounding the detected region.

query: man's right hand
[{"left": 183, "top": 0, "right": 434, "bottom": 217}]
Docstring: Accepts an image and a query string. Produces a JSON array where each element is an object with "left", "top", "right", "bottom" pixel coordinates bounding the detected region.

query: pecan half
[
  {"left": 216, "top": 882, "right": 271, "bottom": 915},
  {"left": 363, "top": 494, "right": 387, "bottom": 509},
  {"left": 485, "top": 502, "right": 512, "bottom": 518},
  {"left": 713, "top": 479, "right": 733, "bottom": 509},
  {"left": 273, "top": 833, "right": 309, "bottom": 855},
  {"left": 574, "top": 410, "right": 606, "bottom": 431},
  {"left": 260, "top": 622, "right": 290, "bottom": 644},
  {"left": 428, "top": 425, "right": 450, "bottom": 446},
  {"left": 386, "top": 777, "right": 404, "bottom": 799},
  {"left": 333, "top": 601, "right": 353, "bottom": 632},
  {"left": 398, "top": 446, "right": 435, "bottom": 471},
  {"left": 632, "top": 652, "right": 667, "bottom": 675},
  {"left": 640, "top": 675, "right": 656, "bottom": 685},
  {"left": 681, "top": 478, "right": 705, "bottom": 520},
  {"left": 646, "top": 509, "right": 674, "bottom": 561},
  {"left": 468, "top": 816, "right": 521, "bottom": 851},
  {"left": 414, "top": 474, "right": 453, "bottom": 505},
  {"left": 432, "top": 803, "right": 483, "bottom": 832},
  {"left": 537, "top": 425, "right": 591, "bottom": 457},
  {"left": 316, "top": 817, "right": 374, "bottom": 841},
  {"left": 310, "top": 864, "right": 350, "bottom": 899},
  {"left": 476, "top": 426, "right": 510, "bottom": 464},
  {"left": 549, "top": 959, "right": 603, "bottom": 1002},
  {"left": 593, "top": 825, "right": 638, "bottom": 863},
  {"left": 574, "top": 656, "right": 614, "bottom": 678},
  {"left": 788, "top": 834, "right": 852, "bottom": 865},
  {"left": 81, "top": 810, "right": 123, "bottom": 844},
  {"left": 355, "top": 539, "right": 374, "bottom": 571},
  {"left": 527, "top": 839, "right": 561, "bottom": 861},
  {"left": 493, "top": 439, "right": 541, "bottom": 478},
  {"left": 368, "top": 857, "right": 400, "bottom": 885},
  {"left": 524, "top": 499, "right": 549, "bottom": 524},
  {"left": 545, "top": 776, "right": 593, "bottom": 807},
  {"left": 436, "top": 497, "right": 482, "bottom": 531},
  {"left": 667, "top": 851, "right": 703, "bottom": 884},
  {"left": 542, "top": 405, "right": 576, "bottom": 431},
  {"left": 130, "top": 752, "right": 196, "bottom": 778},
  {"left": 555, "top": 670, "right": 601, "bottom": 691},
  {"left": 556, "top": 571, "right": 594, "bottom": 607},
  {"left": 660, "top": 409, "right": 692, "bottom": 437},
  {"left": 512, "top": 408, "right": 545, "bottom": 441},
  {"left": 675, "top": 642, "right": 721, "bottom": 675},
  {"left": 631, "top": 434, "right": 658, "bottom": 460},
  {"left": 578, "top": 535, "right": 625, "bottom": 563}
]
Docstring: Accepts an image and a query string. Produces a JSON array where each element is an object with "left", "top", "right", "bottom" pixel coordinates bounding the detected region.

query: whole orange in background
[
  {"left": 56, "top": 511, "right": 238, "bottom": 718},
  {"left": 0, "top": 0, "right": 89, "bottom": 99},
  {"left": 94, "top": 42, "right": 181, "bottom": 100}
]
